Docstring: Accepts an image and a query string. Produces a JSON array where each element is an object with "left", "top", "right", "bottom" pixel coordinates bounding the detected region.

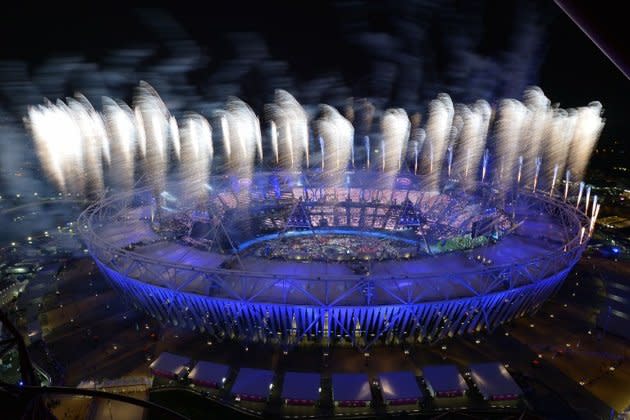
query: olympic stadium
[{"left": 78, "top": 169, "right": 593, "bottom": 349}]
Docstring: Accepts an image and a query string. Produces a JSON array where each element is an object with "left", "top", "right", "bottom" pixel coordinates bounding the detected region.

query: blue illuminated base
[{"left": 96, "top": 259, "right": 572, "bottom": 348}]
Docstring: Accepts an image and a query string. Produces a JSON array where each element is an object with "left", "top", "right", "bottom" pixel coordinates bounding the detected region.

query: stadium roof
[
  {"left": 188, "top": 361, "right": 229, "bottom": 387},
  {"left": 231, "top": 368, "right": 274, "bottom": 399},
  {"left": 331, "top": 373, "right": 372, "bottom": 402},
  {"left": 378, "top": 371, "right": 423, "bottom": 402},
  {"left": 149, "top": 352, "right": 190, "bottom": 378},
  {"left": 421, "top": 365, "right": 468, "bottom": 397},
  {"left": 281, "top": 371, "right": 320, "bottom": 402},
  {"left": 468, "top": 362, "right": 522, "bottom": 400}
]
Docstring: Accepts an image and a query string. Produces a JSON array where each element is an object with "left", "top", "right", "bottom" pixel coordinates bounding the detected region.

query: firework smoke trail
[
  {"left": 180, "top": 113, "right": 213, "bottom": 202},
  {"left": 544, "top": 108, "right": 576, "bottom": 187},
  {"left": 319, "top": 136, "right": 325, "bottom": 170},
  {"left": 413, "top": 141, "right": 419, "bottom": 175},
  {"left": 24, "top": 83, "right": 605, "bottom": 208},
  {"left": 67, "top": 95, "right": 107, "bottom": 196},
  {"left": 220, "top": 115, "right": 231, "bottom": 162},
  {"left": 255, "top": 117, "right": 263, "bottom": 164},
  {"left": 266, "top": 104, "right": 293, "bottom": 167},
  {"left": 356, "top": 99, "right": 375, "bottom": 135},
  {"left": 380, "top": 108, "right": 410, "bottom": 173},
  {"left": 447, "top": 115, "right": 462, "bottom": 178},
  {"left": 169, "top": 116, "right": 181, "bottom": 161},
  {"left": 533, "top": 157, "right": 542, "bottom": 192},
  {"left": 26, "top": 100, "right": 85, "bottom": 194},
  {"left": 549, "top": 164, "right": 559, "bottom": 196},
  {"left": 356, "top": 99, "right": 375, "bottom": 169},
  {"left": 380, "top": 138, "right": 386, "bottom": 172},
  {"left": 102, "top": 98, "right": 137, "bottom": 193},
  {"left": 494, "top": 99, "right": 527, "bottom": 190},
  {"left": 409, "top": 113, "right": 424, "bottom": 142},
  {"left": 26, "top": 94, "right": 113, "bottom": 198},
  {"left": 453, "top": 105, "right": 479, "bottom": 181},
  {"left": 351, "top": 137, "right": 355, "bottom": 169},
  {"left": 221, "top": 97, "right": 261, "bottom": 180},
  {"left": 576, "top": 181, "right": 584, "bottom": 209},
  {"left": 567, "top": 102, "right": 605, "bottom": 182},
  {"left": 482, "top": 149, "right": 490, "bottom": 182},
  {"left": 520, "top": 87, "right": 552, "bottom": 184},
  {"left": 135, "top": 107, "right": 147, "bottom": 159},
  {"left": 478, "top": 100, "right": 493, "bottom": 145},
  {"left": 453, "top": 100, "right": 490, "bottom": 188},
  {"left": 409, "top": 113, "right": 424, "bottom": 175},
  {"left": 315, "top": 104, "right": 353, "bottom": 185},
  {"left": 133, "top": 82, "right": 173, "bottom": 198},
  {"left": 269, "top": 120, "right": 279, "bottom": 164},
  {"left": 344, "top": 99, "right": 355, "bottom": 168},
  {"left": 423, "top": 94, "right": 454, "bottom": 190},
  {"left": 264, "top": 90, "right": 309, "bottom": 170}
]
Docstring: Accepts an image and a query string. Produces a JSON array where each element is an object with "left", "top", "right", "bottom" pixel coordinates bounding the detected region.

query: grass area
[{"left": 148, "top": 388, "right": 256, "bottom": 420}]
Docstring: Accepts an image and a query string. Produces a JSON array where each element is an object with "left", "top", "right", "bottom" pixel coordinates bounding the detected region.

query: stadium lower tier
[{"left": 97, "top": 260, "right": 571, "bottom": 347}]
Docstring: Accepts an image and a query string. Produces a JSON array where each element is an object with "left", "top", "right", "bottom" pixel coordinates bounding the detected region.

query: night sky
[{"left": 0, "top": 1, "right": 627, "bottom": 166}]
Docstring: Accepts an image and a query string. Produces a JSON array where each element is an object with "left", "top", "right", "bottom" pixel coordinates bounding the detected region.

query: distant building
[
  {"left": 378, "top": 371, "right": 423, "bottom": 405},
  {"left": 281, "top": 372, "right": 321, "bottom": 406},
  {"left": 187, "top": 361, "right": 229, "bottom": 389},
  {"left": 422, "top": 365, "right": 468, "bottom": 398},
  {"left": 231, "top": 368, "right": 274, "bottom": 402},
  {"left": 331, "top": 373, "right": 372, "bottom": 407},
  {"left": 148, "top": 352, "right": 190, "bottom": 380},
  {"left": 468, "top": 363, "right": 522, "bottom": 401}
]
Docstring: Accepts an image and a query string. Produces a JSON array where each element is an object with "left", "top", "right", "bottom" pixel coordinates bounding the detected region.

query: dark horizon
[
  {"left": 0, "top": 3, "right": 625, "bottom": 111},
  {"left": 0, "top": 2, "right": 626, "bottom": 198}
]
